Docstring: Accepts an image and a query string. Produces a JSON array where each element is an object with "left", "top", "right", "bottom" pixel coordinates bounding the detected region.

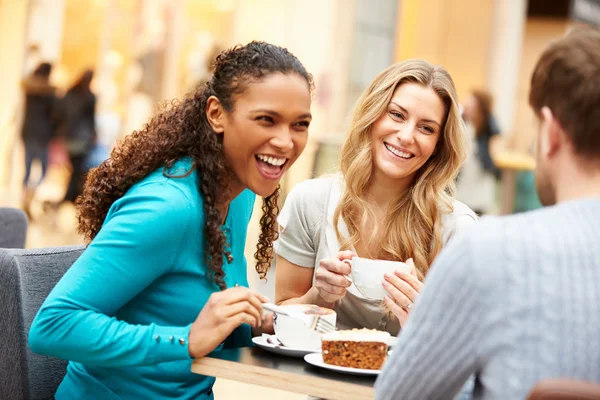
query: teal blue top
[{"left": 29, "top": 159, "right": 257, "bottom": 399}]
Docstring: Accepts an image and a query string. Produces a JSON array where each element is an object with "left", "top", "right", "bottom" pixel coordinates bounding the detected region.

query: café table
[
  {"left": 493, "top": 151, "right": 536, "bottom": 214},
  {"left": 191, "top": 347, "right": 376, "bottom": 400}
]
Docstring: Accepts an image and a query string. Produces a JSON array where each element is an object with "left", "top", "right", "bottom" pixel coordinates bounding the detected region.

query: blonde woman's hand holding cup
[
  {"left": 314, "top": 250, "right": 356, "bottom": 304},
  {"left": 383, "top": 258, "right": 424, "bottom": 326}
]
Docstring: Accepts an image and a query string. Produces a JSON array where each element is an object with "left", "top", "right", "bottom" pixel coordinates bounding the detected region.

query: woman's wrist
[
  {"left": 277, "top": 287, "right": 335, "bottom": 310},
  {"left": 307, "top": 287, "right": 335, "bottom": 309}
]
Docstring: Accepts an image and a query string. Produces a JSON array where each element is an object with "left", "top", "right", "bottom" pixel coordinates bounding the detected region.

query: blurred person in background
[
  {"left": 456, "top": 89, "right": 501, "bottom": 215},
  {"left": 23, "top": 44, "right": 42, "bottom": 76},
  {"left": 29, "top": 42, "right": 313, "bottom": 399},
  {"left": 51, "top": 69, "right": 97, "bottom": 208},
  {"left": 376, "top": 27, "right": 600, "bottom": 400},
  {"left": 21, "top": 62, "right": 58, "bottom": 216}
]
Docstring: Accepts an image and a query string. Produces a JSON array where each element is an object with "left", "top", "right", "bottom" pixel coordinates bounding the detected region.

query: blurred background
[
  {"left": 1, "top": 0, "right": 598, "bottom": 397},
  {"left": 2, "top": 0, "right": 598, "bottom": 269}
]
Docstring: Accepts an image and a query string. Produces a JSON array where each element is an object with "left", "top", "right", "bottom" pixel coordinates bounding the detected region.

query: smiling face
[
  {"left": 371, "top": 82, "right": 446, "bottom": 187},
  {"left": 207, "top": 72, "right": 312, "bottom": 197}
]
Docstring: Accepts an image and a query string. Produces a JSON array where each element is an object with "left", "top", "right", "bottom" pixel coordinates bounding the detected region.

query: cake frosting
[{"left": 322, "top": 328, "right": 391, "bottom": 342}]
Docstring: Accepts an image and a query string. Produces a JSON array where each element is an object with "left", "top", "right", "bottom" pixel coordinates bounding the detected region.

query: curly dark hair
[{"left": 76, "top": 41, "right": 313, "bottom": 290}]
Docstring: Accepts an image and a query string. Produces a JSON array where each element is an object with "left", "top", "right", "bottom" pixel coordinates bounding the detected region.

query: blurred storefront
[{"left": 0, "top": 0, "right": 590, "bottom": 212}]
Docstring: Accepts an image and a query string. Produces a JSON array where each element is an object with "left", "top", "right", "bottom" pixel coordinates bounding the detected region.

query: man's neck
[{"left": 555, "top": 161, "right": 600, "bottom": 203}]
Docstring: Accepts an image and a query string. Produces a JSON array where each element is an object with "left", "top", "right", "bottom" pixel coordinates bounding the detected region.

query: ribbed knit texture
[{"left": 375, "top": 198, "right": 600, "bottom": 400}]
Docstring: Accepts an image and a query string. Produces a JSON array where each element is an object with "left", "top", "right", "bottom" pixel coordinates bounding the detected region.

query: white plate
[
  {"left": 252, "top": 335, "right": 317, "bottom": 358},
  {"left": 304, "top": 353, "right": 381, "bottom": 376},
  {"left": 386, "top": 336, "right": 397, "bottom": 348}
]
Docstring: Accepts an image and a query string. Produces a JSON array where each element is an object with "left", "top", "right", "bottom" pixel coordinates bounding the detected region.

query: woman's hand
[
  {"left": 252, "top": 312, "right": 275, "bottom": 336},
  {"left": 188, "top": 287, "right": 268, "bottom": 358},
  {"left": 382, "top": 258, "right": 424, "bottom": 327},
  {"left": 314, "top": 250, "right": 356, "bottom": 304}
]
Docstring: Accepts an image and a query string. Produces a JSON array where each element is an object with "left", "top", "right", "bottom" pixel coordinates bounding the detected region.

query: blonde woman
[{"left": 274, "top": 59, "right": 477, "bottom": 334}]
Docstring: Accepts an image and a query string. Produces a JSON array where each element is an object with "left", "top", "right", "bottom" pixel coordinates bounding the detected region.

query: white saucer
[
  {"left": 252, "top": 334, "right": 317, "bottom": 358},
  {"left": 304, "top": 353, "right": 381, "bottom": 376}
]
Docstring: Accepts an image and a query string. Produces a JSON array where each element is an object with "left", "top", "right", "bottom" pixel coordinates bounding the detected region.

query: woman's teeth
[
  {"left": 256, "top": 154, "right": 287, "bottom": 166},
  {"left": 384, "top": 143, "right": 414, "bottom": 159}
]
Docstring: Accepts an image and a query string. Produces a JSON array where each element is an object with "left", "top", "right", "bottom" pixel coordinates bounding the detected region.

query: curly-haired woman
[
  {"left": 275, "top": 59, "right": 477, "bottom": 334},
  {"left": 29, "top": 42, "right": 313, "bottom": 399}
]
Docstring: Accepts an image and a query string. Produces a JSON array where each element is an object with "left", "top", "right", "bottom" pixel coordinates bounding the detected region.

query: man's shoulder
[
  {"left": 470, "top": 206, "right": 558, "bottom": 243},
  {"left": 439, "top": 207, "right": 557, "bottom": 275},
  {"left": 446, "top": 205, "right": 581, "bottom": 285}
]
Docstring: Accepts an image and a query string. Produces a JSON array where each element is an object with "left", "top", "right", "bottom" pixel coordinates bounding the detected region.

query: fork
[
  {"left": 310, "top": 314, "right": 337, "bottom": 334},
  {"left": 262, "top": 302, "right": 337, "bottom": 333},
  {"left": 262, "top": 302, "right": 290, "bottom": 316}
]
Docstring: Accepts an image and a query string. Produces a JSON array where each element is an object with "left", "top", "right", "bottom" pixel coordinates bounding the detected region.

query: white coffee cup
[
  {"left": 343, "top": 257, "right": 412, "bottom": 300},
  {"left": 272, "top": 304, "right": 336, "bottom": 350}
]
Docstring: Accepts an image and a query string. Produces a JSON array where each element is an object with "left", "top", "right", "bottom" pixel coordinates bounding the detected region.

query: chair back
[
  {"left": 0, "top": 246, "right": 84, "bottom": 400},
  {"left": 0, "top": 207, "right": 28, "bottom": 248}
]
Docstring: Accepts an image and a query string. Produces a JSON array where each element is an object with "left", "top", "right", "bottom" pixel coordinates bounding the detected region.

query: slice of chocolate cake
[{"left": 321, "top": 329, "right": 390, "bottom": 370}]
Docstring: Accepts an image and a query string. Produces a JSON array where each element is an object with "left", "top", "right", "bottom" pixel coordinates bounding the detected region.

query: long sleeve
[
  {"left": 375, "top": 231, "right": 489, "bottom": 399},
  {"left": 29, "top": 180, "right": 194, "bottom": 367}
]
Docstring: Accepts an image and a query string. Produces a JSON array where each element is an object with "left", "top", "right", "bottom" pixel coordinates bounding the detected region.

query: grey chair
[
  {"left": 0, "top": 245, "right": 84, "bottom": 400},
  {"left": 0, "top": 207, "right": 28, "bottom": 249}
]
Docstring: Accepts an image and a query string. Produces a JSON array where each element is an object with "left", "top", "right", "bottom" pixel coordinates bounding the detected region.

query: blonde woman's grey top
[
  {"left": 275, "top": 175, "right": 478, "bottom": 334},
  {"left": 375, "top": 198, "right": 600, "bottom": 399}
]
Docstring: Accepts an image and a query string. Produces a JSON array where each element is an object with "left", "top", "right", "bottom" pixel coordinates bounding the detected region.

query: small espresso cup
[{"left": 342, "top": 257, "right": 411, "bottom": 300}]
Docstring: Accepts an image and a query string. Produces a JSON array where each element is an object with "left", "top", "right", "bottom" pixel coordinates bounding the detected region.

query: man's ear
[
  {"left": 206, "top": 95, "right": 225, "bottom": 134},
  {"left": 540, "top": 106, "right": 561, "bottom": 158}
]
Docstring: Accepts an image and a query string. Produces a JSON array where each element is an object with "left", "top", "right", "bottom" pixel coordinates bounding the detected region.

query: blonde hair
[{"left": 333, "top": 59, "right": 467, "bottom": 279}]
